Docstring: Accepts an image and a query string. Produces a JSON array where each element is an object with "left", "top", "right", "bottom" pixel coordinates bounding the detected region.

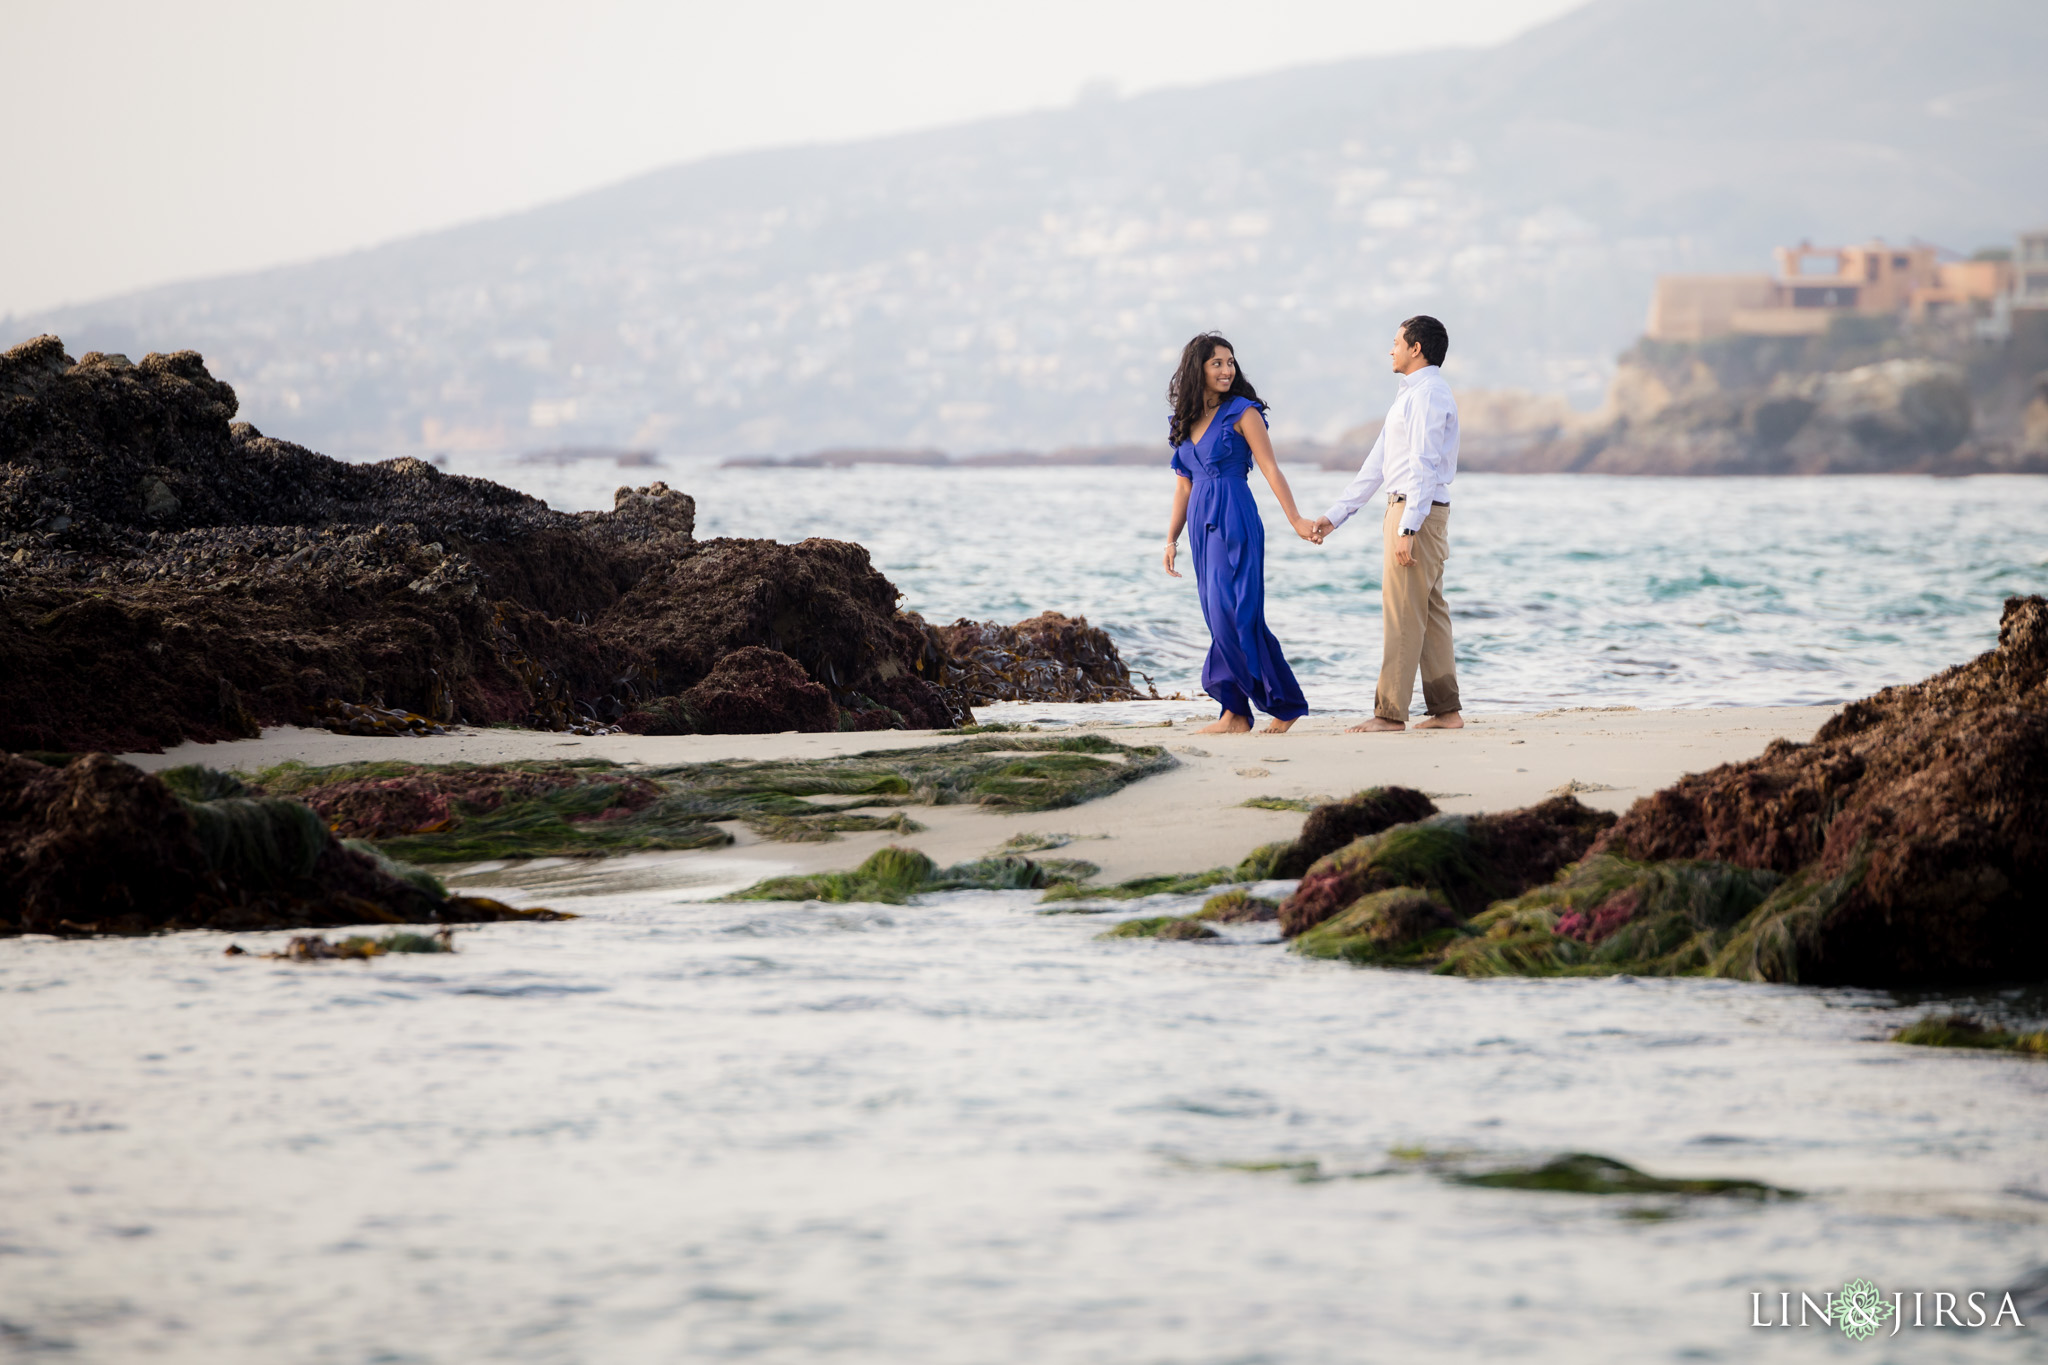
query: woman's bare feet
[
  {"left": 1258, "top": 718, "right": 1296, "bottom": 734},
  {"left": 1196, "top": 712, "right": 1253, "bottom": 734},
  {"left": 1345, "top": 717, "right": 1405, "bottom": 733},
  {"left": 1414, "top": 712, "right": 1465, "bottom": 730}
]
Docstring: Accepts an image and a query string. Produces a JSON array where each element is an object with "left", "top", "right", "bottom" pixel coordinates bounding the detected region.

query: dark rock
[
  {"left": 0, "top": 751, "right": 548, "bottom": 936},
  {"left": 1595, "top": 595, "right": 2048, "bottom": 984},
  {"left": 0, "top": 338, "right": 1015, "bottom": 747},
  {"left": 927, "top": 611, "right": 1155, "bottom": 704},
  {"left": 1264, "top": 786, "right": 1439, "bottom": 880},
  {"left": 1278, "top": 795, "right": 1615, "bottom": 938},
  {"left": 679, "top": 646, "right": 840, "bottom": 734}
]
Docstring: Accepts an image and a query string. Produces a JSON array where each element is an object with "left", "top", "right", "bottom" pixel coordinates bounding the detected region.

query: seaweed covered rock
[
  {"left": 679, "top": 646, "right": 840, "bottom": 734},
  {"left": 1292, "top": 888, "right": 1465, "bottom": 965},
  {"left": 728, "top": 844, "right": 1098, "bottom": 904},
  {"left": 0, "top": 338, "right": 984, "bottom": 749},
  {"left": 1098, "top": 916, "right": 1221, "bottom": 941},
  {"left": 1195, "top": 889, "right": 1280, "bottom": 923},
  {"left": 1432, "top": 855, "right": 1784, "bottom": 977},
  {"left": 928, "top": 611, "right": 1154, "bottom": 704},
  {"left": 1593, "top": 595, "right": 2048, "bottom": 984},
  {"left": 1257, "top": 786, "right": 1439, "bottom": 881},
  {"left": 0, "top": 752, "right": 546, "bottom": 936},
  {"left": 1279, "top": 795, "right": 1616, "bottom": 938}
]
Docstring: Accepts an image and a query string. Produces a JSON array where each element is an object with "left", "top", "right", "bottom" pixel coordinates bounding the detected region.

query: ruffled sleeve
[{"left": 1170, "top": 444, "right": 1193, "bottom": 478}]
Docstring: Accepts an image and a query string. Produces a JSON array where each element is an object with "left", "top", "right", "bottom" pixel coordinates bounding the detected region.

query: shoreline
[{"left": 125, "top": 705, "right": 1838, "bottom": 892}]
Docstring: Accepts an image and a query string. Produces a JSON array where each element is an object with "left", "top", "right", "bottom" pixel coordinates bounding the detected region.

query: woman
[{"left": 1163, "top": 332, "right": 1315, "bottom": 734}]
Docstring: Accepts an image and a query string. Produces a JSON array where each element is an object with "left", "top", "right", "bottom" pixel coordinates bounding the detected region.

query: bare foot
[
  {"left": 1196, "top": 713, "right": 1252, "bottom": 734},
  {"left": 1258, "top": 718, "right": 1297, "bottom": 734},
  {"left": 1414, "top": 712, "right": 1465, "bottom": 730},
  {"left": 1345, "top": 717, "right": 1406, "bottom": 733}
]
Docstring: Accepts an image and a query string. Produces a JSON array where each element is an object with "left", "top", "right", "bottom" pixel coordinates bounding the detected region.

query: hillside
[{"left": 11, "top": 0, "right": 2047, "bottom": 459}]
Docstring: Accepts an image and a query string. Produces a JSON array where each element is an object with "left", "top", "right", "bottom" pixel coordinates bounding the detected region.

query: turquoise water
[{"left": 482, "top": 460, "right": 2048, "bottom": 712}]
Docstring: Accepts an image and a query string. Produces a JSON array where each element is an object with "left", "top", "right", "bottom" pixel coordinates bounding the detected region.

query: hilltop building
[
  {"left": 2017, "top": 229, "right": 2048, "bottom": 309},
  {"left": 1646, "top": 236, "right": 2022, "bottom": 341}
]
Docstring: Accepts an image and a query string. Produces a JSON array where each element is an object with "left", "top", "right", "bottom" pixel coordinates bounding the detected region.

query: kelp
[
  {"left": 1293, "top": 888, "right": 1466, "bottom": 966},
  {"left": 1890, "top": 1015, "right": 2048, "bottom": 1054},
  {"left": 1097, "top": 916, "right": 1221, "bottom": 941},
  {"left": 240, "top": 734, "right": 1174, "bottom": 863},
  {"left": 243, "top": 929, "right": 457, "bottom": 960},
  {"left": 1200, "top": 1148, "right": 1795, "bottom": 1200},
  {"left": 1436, "top": 855, "right": 1784, "bottom": 978},
  {"left": 1039, "top": 867, "right": 1240, "bottom": 903},
  {"left": 1451, "top": 1153, "right": 1795, "bottom": 1200},
  {"left": 725, "top": 845, "right": 1100, "bottom": 904},
  {"left": 1194, "top": 889, "right": 1279, "bottom": 923}
]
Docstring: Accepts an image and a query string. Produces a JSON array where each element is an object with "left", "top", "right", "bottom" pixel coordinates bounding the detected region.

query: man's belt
[{"left": 1388, "top": 495, "right": 1451, "bottom": 506}]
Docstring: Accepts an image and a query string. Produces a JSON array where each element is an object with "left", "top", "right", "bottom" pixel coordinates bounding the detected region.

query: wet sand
[{"left": 125, "top": 706, "right": 1837, "bottom": 891}]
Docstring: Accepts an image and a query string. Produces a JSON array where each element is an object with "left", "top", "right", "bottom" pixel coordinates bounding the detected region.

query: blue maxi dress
[{"left": 1172, "top": 395, "right": 1309, "bottom": 721}]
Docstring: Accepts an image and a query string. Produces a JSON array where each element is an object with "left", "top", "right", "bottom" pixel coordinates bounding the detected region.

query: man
[{"left": 1310, "top": 316, "right": 1462, "bottom": 733}]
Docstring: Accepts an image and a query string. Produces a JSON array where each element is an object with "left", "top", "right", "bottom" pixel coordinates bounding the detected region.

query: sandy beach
[{"left": 125, "top": 705, "right": 1837, "bottom": 895}]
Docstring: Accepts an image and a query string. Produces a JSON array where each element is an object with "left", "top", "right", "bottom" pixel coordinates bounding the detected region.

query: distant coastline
[{"left": 723, "top": 319, "right": 2048, "bottom": 478}]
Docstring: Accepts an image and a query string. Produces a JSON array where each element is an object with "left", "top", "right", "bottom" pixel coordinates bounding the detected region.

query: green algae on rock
[
  {"left": 1195, "top": 889, "right": 1280, "bottom": 923},
  {"left": 1435, "top": 855, "right": 1785, "bottom": 978},
  {"left": 727, "top": 845, "right": 1099, "bottom": 904},
  {"left": 1292, "top": 888, "right": 1466, "bottom": 966},
  {"left": 0, "top": 752, "right": 565, "bottom": 937},
  {"left": 1889, "top": 1015, "right": 2048, "bottom": 1054},
  {"left": 243, "top": 733, "right": 1174, "bottom": 864},
  {"left": 1096, "top": 916, "right": 1222, "bottom": 941},
  {"left": 1451, "top": 1153, "right": 1795, "bottom": 1200},
  {"left": 1279, "top": 796, "right": 1617, "bottom": 938},
  {"left": 1039, "top": 867, "right": 1241, "bottom": 903}
]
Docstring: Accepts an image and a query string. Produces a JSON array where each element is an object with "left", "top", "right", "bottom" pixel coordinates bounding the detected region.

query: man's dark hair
[{"left": 1400, "top": 315, "right": 1449, "bottom": 368}]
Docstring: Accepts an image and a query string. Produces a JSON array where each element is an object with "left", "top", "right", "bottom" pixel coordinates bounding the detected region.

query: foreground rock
[
  {"left": 0, "top": 752, "right": 560, "bottom": 936},
  {"left": 1586, "top": 594, "right": 2048, "bottom": 984},
  {"left": 1275, "top": 597, "right": 2047, "bottom": 986},
  {"left": 0, "top": 338, "right": 1154, "bottom": 751}
]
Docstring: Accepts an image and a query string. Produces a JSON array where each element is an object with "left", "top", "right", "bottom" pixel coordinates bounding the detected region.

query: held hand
[
  {"left": 1291, "top": 516, "right": 1319, "bottom": 543},
  {"left": 1310, "top": 516, "right": 1335, "bottom": 545},
  {"left": 1162, "top": 538, "right": 1182, "bottom": 577},
  {"left": 1391, "top": 534, "right": 1416, "bottom": 568}
]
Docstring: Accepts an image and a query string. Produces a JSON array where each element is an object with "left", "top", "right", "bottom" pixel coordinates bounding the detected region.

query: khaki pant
[{"left": 1376, "top": 501, "right": 1460, "bottom": 722}]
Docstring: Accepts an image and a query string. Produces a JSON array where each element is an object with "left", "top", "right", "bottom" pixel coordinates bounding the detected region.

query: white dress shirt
[{"left": 1324, "top": 364, "right": 1460, "bottom": 536}]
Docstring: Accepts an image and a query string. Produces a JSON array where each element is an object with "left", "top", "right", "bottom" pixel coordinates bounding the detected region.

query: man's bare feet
[
  {"left": 1345, "top": 717, "right": 1405, "bottom": 733},
  {"left": 1258, "top": 718, "right": 1296, "bottom": 734},
  {"left": 1196, "top": 712, "right": 1253, "bottom": 734},
  {"left": 1414, "top": 712, "right": 1465, "bottom": 730}
]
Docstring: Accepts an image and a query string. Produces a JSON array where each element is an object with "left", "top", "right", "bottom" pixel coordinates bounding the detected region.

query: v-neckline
[{"left": 1188, "top": 397, "right": 1234, "bottom": 449}]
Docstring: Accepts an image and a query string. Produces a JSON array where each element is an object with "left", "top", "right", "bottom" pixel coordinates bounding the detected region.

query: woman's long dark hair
[{"left": 1167, "top": 332, "right": 1265, "bottom": 447}]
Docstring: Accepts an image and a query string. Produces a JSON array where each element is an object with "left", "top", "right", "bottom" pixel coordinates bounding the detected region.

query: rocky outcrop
[
  {"left": 1277, "top": 597, "right": 2048, "bottom": 986},
  {"left": 1477, "top": 318, "right": 2048, "bottom": 476},
  {"left": 1279, "top": 795, "right": 1617, "bottom": 939},
  {"left": 0, "top": 338, "right": 1150, "bottom": 750},
  {"left": 1587, "top": 593, "right": 2048, "bottom": 985},
  {"left": 926, "top": 611, "right": 1156, "bottom": 705},
  {"left": 0, "top": 752, "right": 551, "bottom": 936}
]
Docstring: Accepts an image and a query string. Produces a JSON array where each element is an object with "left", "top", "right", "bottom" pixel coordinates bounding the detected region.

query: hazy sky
[{"left": 0, "top": 0, "right": 1586, "bottom": 319}]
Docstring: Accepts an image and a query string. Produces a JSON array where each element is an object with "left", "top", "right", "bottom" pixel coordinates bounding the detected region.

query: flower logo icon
[{"left": 1835, "top": 1279, "right": 1895, "bottom": 1340}]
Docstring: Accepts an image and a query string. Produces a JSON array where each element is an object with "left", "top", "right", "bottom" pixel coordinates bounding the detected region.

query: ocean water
[
  {"left": 472, "top": 458, "right": 2048, "bottom": 713},
  {"left": 5, "top": 466, "right": 2047, "bottom": 1362},
  {"left": 4, "top": 876, "right": 2046, "bottom": 1364}
]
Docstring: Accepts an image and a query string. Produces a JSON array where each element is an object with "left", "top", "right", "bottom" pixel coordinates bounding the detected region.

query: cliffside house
[
  {"left": 1646, "top": 237, "right": 2019, "bottom": 341},
  {"left": 2017, "top": 229, "right": 2048, "bottom": 310}
]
